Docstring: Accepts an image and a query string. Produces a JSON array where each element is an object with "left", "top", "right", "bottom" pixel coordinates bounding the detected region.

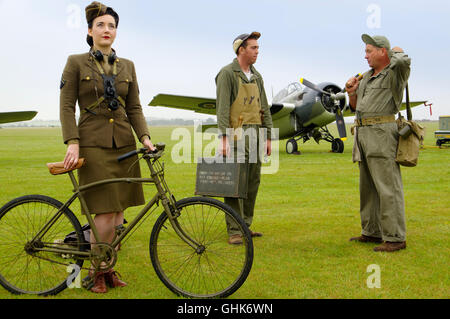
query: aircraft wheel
[
  {"left": 331, "top": 138, "right": 344, "bottom": 153},
  {"left": 286, "top": 139, "right": 299, "bottom": 155}
]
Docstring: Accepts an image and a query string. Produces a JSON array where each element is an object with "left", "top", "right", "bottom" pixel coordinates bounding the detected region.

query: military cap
[
  {"left": 233, "top": 32, "right": 261, "bottom": 54},
  {"left": 85, "top": 1, "right": 108, "bottom": 23},
  {"left": 362, "top": 34, "right": 391, "bottom": 51}
]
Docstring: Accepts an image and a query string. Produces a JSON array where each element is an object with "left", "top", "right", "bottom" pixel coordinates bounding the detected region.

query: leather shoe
[
  {"left": 349, "top": 234, "right": 383, "bottom": 243},
  {"left": 90, "top": 270, "right": 107, "bottom": 293},
  {"left": 228, "top": 234, "right": 243, "bottom": 245},
  {"left": 374, "top": 241, "right": 406, "bottom": 252},
  {"left": 104, "top": 269, "right": 127, "bottom": 288}
]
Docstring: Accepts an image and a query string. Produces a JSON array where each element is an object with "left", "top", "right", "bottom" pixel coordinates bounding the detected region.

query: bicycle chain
[{"left": 32, "top": 241, "right": 116, "bottom": 272}]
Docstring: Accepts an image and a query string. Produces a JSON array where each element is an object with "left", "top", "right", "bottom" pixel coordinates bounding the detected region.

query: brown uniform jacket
[{"left": 60, "top": 52, "right": 150, "bottom": 148}]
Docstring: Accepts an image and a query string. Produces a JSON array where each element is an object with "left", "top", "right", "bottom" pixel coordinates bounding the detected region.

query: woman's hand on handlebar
[{"left": 141, "top": 136, "right": 156, "bottom": 153}]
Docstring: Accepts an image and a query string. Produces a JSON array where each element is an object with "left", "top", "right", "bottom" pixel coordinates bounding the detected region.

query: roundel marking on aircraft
[{"left": 198, "top": 102, "right": 216, "bottom": 110}]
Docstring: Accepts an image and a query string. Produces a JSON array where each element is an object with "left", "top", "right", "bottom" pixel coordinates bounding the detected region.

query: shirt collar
[
  {"left": 369, "top": 62, "right": 392, "bottom": 79},
  {"left": 232, "top": 58, "right": 258, "bottom": 81}
]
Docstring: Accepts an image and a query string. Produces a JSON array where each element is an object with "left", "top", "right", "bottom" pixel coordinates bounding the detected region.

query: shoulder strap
[
  {"left": 405, "top": 84, "right": 412, "bottom": 121},
  {"left": 390, "top": 68, "right": 411, "bottom": 121},
  {"left": 93, "top": 57, "right": 118, "bottom": 76}
]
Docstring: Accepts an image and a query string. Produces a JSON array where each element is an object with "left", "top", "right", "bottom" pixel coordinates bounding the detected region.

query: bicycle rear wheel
[
  {"left": 0, "top": 195, "right": 86, "bottom": 295},
  {"left": 150, "top": 197, "right": 253, "bottom": 298}
]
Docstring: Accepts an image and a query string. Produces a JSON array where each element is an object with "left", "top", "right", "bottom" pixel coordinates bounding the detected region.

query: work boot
[
  {"left": 349, "top": 235, "right": 383, "bottom": 243},
  {"left": 90, "top": 270, "right": 107, "bottom": 293},
  {"left": 104, "top": 269, "right": 127, "bottom": 288},
  {"left": 228, "top": 234, "right": 243, "bottom": 245},
  {"left": 374, "top": 241, "right": 406, "bottom": 252}
]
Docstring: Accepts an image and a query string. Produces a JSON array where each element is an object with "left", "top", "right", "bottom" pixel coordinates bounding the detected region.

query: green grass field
[{"left": 0, "top": 122, "right": 448, "bottom": 299}]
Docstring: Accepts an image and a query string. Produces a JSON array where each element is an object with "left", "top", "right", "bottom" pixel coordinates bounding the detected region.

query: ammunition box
[{"left": 195, "top": 158, "right": 248, "bottom": 199}]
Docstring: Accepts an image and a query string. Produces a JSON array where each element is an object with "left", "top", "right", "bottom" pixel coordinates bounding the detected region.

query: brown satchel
[{"left": 396, "top": 85, "right": 425, "bottom": 167}]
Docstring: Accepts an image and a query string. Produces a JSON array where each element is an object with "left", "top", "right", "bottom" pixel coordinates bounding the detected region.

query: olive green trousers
[
  {"left": 357, "top": 123, "right": 406, "bottom": 242},
  {"left": 225, "top": 160, "right": 261, "bottom": 236},
  {"left": 224, "top": 127, "right": 263, "bottom": 236}
]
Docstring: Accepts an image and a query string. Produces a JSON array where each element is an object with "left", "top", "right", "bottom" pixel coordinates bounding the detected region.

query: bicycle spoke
[
  {"left": 0, "top": 196, "right": 84, "bottom": 295},
  {"left": 150, "top": 197, "right": 253, "bottom": 298}
]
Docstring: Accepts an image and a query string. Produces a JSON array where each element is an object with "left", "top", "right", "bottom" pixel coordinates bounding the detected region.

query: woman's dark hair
[{"left": 86, "top": 7, "right": 120, "bottom": 47}]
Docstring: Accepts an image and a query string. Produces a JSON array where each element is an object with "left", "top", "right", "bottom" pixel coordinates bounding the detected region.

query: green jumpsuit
[{"left": 353, "top": 51, "right": 411, "bottom": 242}]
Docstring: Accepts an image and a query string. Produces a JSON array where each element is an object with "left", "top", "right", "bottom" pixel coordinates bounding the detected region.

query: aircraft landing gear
[
  {"left": 320, "top": 126, "right": 345, "bottom": 153},
  {"left": 286, "top": 139, "right": 301, "bottom": 155},
  {"left": 285, "top": 126, "right": 345, "bottom": 155},
  {"left": 331, "top": 138, "right": 344, "bottom": 153}
]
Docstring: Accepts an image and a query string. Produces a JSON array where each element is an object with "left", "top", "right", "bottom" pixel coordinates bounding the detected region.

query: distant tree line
[
  {"left": 146, "top": 118, "right": 216, "bottom": 126},
  {"left": 0, "top": 118, "right": 217, "bottom": 128}
]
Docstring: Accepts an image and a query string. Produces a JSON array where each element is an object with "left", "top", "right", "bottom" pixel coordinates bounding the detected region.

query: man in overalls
[
  {"left": 346, "top": 34, "right": 410, "bottom": 252},
  {"left": 215, "top": 32, "right": 273, "bottom": 245}
]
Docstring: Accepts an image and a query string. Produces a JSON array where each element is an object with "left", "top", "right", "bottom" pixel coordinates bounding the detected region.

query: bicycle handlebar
[{"left": 117, "top": 143, "right": 165, "bottom": 162}]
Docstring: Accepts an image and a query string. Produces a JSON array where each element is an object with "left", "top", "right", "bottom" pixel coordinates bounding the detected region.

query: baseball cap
[
  {"left": 233, "top": 32, "right": 261, "bottom": 54},
  {"left": 361, "top": 34, "right": 391, "bottom": 51}
]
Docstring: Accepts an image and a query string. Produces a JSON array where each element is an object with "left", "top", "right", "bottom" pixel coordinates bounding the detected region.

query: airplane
[
  {"left": 149, "top": 78, "right": 426, "bottom": 154},
  {"left": 0, "top": 111, "right": 38, "bottom": 125}
]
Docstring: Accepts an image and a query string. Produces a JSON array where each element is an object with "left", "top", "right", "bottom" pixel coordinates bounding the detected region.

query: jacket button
[{"left": 109, "top": 119, "right": 114, "bottom": 124}]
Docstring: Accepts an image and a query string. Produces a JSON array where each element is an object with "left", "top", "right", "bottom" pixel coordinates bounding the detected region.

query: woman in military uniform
[{"left": 60, "top": 1, "right": 155, "bottom": 293}]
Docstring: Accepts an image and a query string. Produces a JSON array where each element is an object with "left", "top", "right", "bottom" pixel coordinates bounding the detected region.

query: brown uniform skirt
[{"left": 78, "top": 145, "right": 145, "bottom": 215}]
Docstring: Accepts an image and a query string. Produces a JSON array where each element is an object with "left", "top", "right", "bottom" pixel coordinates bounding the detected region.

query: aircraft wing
[
  {"left": 149, "top": 94, "right": 217, "bottom": 115},
  {"left": 149, "top": 94, "right": 297, "bottom": 119},
  {"left": 342, "top": 101, "right": 427, "bottom": 118},
  {"left": 400, "top": 101, "right": 427, "bottom": 111},
  {"left": 0, "top": 111, "right": 38, "bottom": 124}
]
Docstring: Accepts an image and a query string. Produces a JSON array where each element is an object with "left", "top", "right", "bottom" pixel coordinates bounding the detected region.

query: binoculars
[{"left": 103, "top": 76, "right": 120, "bottom": 111}]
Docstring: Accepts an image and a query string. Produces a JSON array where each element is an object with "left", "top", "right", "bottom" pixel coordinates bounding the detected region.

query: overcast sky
[{"left": 0, "top": 0, "right": 448, "bottom": 121}]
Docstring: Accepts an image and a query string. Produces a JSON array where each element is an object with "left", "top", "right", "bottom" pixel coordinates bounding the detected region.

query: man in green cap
[
  {"left": 216, "top": 32, "right": 273, "bottom": 245},
  {"left": 345, "top": 34, "right": 410, "bottom": 252}
]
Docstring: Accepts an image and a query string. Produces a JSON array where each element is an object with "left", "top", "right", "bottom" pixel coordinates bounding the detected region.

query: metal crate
[{"left": 195, "top": 158, "right": 248, "bottom": 199}]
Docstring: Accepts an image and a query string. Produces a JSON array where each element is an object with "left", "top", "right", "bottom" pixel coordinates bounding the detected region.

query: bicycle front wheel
[
  {"left": 0, "top": 195, "right": 86, "bottom": 295},
  {"left": 150, "top": 197, "right": 253, "bottom": 298}
]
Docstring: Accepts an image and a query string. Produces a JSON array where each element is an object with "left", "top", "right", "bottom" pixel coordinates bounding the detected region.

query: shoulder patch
[{"left": 60, "top": 75, "right": 66, "bottom": 89}]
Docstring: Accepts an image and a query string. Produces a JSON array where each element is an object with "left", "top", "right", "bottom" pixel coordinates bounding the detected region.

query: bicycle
[{"left": 0, "top": 143, "right": 253, "bottom": 298}]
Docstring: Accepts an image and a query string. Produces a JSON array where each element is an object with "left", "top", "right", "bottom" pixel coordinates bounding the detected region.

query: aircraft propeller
[
  {"left": 300, "top": 77, "right": 348, "bottom": 140},
  {"left": 300, "top": 78, "right": 347, "bottom": 101}
]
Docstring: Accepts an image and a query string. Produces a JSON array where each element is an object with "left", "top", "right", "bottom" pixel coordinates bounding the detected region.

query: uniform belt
[{"left": 355, "top": 115, "right": 396, "bottom": 127}]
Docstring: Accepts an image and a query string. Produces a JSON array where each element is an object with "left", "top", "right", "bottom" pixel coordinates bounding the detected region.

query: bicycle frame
[{"left": 30, "top": 152, "right": 202, "bottom": 260}]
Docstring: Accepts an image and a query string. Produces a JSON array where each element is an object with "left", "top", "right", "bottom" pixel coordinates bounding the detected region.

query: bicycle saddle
[{"left": 46, "top": 158, "right": 86, "bottom": 175}]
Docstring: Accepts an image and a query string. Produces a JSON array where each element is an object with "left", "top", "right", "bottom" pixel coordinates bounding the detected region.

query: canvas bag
[{"left": 396, "top": 85, "right": 425, "bottom": 167}]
